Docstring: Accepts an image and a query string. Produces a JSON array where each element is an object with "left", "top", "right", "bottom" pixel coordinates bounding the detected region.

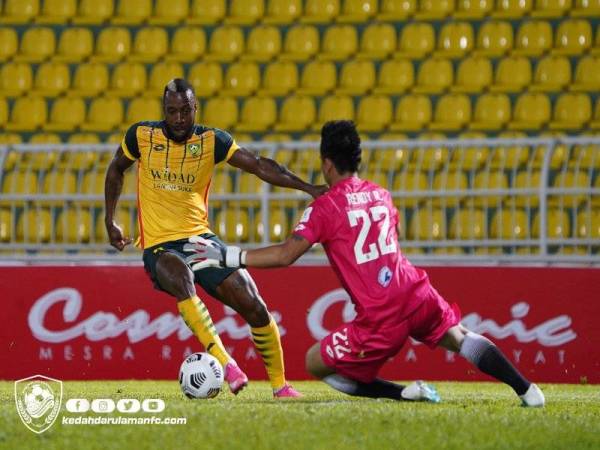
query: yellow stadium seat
[
  {"left": 95, "top": 207, "right": 135, "bottom": 242},
  {"left": 56, "top": 208, "right": 92, "bottom": 244},
  {"left": 108, "top": 62, "right": 147, "bottom": 97},
  {"left": 14, "top": 27, "right": 55, "bottom": 63},
  {"left": 29, "top": 132, "right": 61, "bottom": 144},
  {"left": 415, "top": 0, "right": 454, "bottom": 19},
  {"left": 469, "top": 93, "right": 511, "bottom": 130},
  {"left": 356, "top": 95, "right": 392, "bottom": 132},
  {"left": 513, "top": 20, "right": 552, "bottom": 56},
  {"left": 493, "top": 0, "right": 533, "bottom": 17},
  {"left": 129, "top": 27, "right": 168, "bottom": 63},
  {"left": 36, "top": 0, "right": 76, "bottom": 24},
  {"left": 149, "top": 0, "right": 188, "bottom": 25},
  {"left": 432, "top": 171, "right": 468, "bottom": 207},
  {"left": 241, "top": 25, "right": 282, "bottom": 62},
  {"left": 42, "top": 169, "right": 77, "bottom": 202},
  {"left": 124, "top": 98, "right": 161, "bottom": 128},
  {"left": 377, "top": 0, "right": 416, "bottom": 19},
  {"left": 509, "top": 170, "right": 542, "bottom": 207},
  {"left": 222, "top": 62, "right": 261, "bottom": 97},
  {"left": 430, "top": 94, "right": 472, "bottom": 131},
  {"left": 188, "top": 62, "right": 222, "bottom": 98},
  {"left": 371, "top": 134, "right": 410, "bottom": 170},
  {"left": 312, "top": 95, "right": 355, "bottom": 130},
  {"left": 336, "top": 60, "right": 375, "bottom": 95},
  {"left": 147, "top": 62, "right": 184, "bottom": 97},
  {"left": 166, "top": 27, "right": 206, "bottom": 62},
  {"left": 17, "top": 208, "right": 52, "bottom": 244},
  {"left": 490, "top": 56, "right": 532, "bottom": 93},
  {"left": 490, "top": 209, "right": 529, "bottom": 239},
  {"left": 395, "top": 23, "right": 435, "bottom": 59},
  {"left": 225, "top": 0, "right": 264, "bottom": 25},
  {"left": 530, "top": 132, "right": 568, "bottom": 169},
  {"left": 280, "top": 25, "right": 319, "bottom": 61},
  {"left": 532, "top": 0, "right": 571, "bottom": 17},
  {"left": 532, "top": 209, "right": 570, "bottom": 240},
  {"left": 357, "top": 23, "right": 397, "bottom": 60},
  {"left": 435, "top": 22, "right": 474, "bottom": 59},
  {"left": 472, "top": 170, "right": 509, "bottom": 207},
  {"left": 32, "top": 62, "right": 70, "bottom": 97},
  {"left": 72, "top": 0, "right": 113, "bottom": 24},
  {"left": 44, "top": 97, "right": 85, "bottom": 132},
  {"left": 319, "top": 25, "right": 358, "bottom": 61},
  {"left": 0, "top": 28, "right": 18, "bottom": 62},
  {"left": 576, "top": 210, "right": 600, "bottom": 240},
  {"left": 2, "top": 169, "right": 39, "bottom": 203},
  {"left": 302, "top": 0, "right": 340, "bottom": 23},
  {"left": 452, "top": 56, "right": 492, "bottom": 93},
  {"left": 80, "top": 171, "right": 104, "bottom": 205},
  {"left": 571, "top": 56, "right": 600, "bottom": 92},
  {"left": 408, "top": 207, "right": 447, "bottom": 240},
  {"left": 589, "top": 98, "right": 600, "bottom": 129},
  {"left": 259, "top": 61, "right": 298, "bottom": 96},
  {"left": 508, "top": 93, "right": 551, "bottom": 130},
  {"left": 81, "top": 97, "right": 123, "bottom": 132},
  {"left": 0, "top": 62, "right": 32, "bottom": 97},
  {"left": 205, "top": 26, "right": 244, "bottom": 62},
  {"left": 365, "top": 170, "right": 392, "bottom": 190},
  {"left": 413, "top": 133, "right": 450, "bottom": 171},
  {"left": 450, "top": 208, "right": 486, "bottom": 239},
  {"left": 571, "top": 0, "right": 600, "bottom": 16},
  {"left": 337, "top": 0, "right": 378, "bottom": 22},
  {"left": 53, "top": 27, "right": 93, "bottom": 63},
  {"left": 58, "top": 145, "right": 98, "bottom": 170},
  {"left": 264, "top": 0, "right": 302, "bottom": 24},
  {"left": 274, "top": 95, "right": 316, "bottom": 132},
  {"left": 491, "top": 144, "right": 530, "bottom": 170},
  {"left": 373, "top": 59, "right": 414, "bottom": 94},
  {"left": 413, "top": 57, "right": 453, "bottom": 94},
  {"left": 255, "top": 209, "right": 289, "bottom": 243},
  {"left": 390, "top": 95, "right": 432, "bottom": 132},
  {"left": 451, "top": 132, "right": 489, "bottom": 170},
  {"left": 237, "top": 97, "right": 277, "bottom": 132},
  {"left": 111, "top": 0, "right": 151, "bottom": 24},
  {"left": 214, "top": 210, "right": 250, "bottom": 243},
  {"left": 0, "top": 98, "right": 7, "bottom": 125},
  {"left": 0, "top": 208, "right": 12, "bottom": 242},
  {"left": 0, "top": 134, "right": 23, "bottom": 145},
  {"left": 473, "top": 21, "right": 513, "bottom": 57},
  {"left": 552, "top": 19, "right": 592, "bottom": 55},
  {"left": 392, "top": 170, "right": 428, "bottom": 208},
  {"left": 92, "top": 27, "right": 131, "bottom": 63},
  {"left": 297, "top": 61, "right": 337, "bottom": 95},
  {"left": 530, "top": 55, "right": 571, "bottom": 92},
  {"left": 455, "top": 0, "right": 493, "bottom": 18},
  {"left": 0, "top": 0, "right": 39, "bottom": 24},
  {"left": 549, "top": 93, "right": 592, "bottom": 130},
  {"left": 6, "top": 96, "right": 46, "bottom": 131},
  {"left": 70, "top": 62, "right": 109, "bottom": 97},
  {"left": 188, "top": 0, "right": 226, "bottom": 24},
  {"left": 203, "top": 97, "right": 238, "bottom": 130}
]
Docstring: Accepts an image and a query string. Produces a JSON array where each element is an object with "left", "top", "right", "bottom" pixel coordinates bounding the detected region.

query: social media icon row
[{"left": 65, "top": 398, "right": 165, "bottom": 413}]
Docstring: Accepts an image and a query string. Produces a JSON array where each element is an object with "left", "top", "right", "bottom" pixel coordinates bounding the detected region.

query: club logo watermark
[{"left": 14, "top": 375, "right": 62, "bottom": 434}]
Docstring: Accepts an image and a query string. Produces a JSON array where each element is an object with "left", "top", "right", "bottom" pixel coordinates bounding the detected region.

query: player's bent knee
[
  {"left": 305, "top": 343, "right": 331, "bottom": 379},
  {"left": 156, "top": 252, "right": 196, "bottom": 300}
]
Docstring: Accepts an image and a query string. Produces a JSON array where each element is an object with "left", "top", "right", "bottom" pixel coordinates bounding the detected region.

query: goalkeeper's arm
[{"left": 242, "top": 234, "right": 312, "bottom": 268}]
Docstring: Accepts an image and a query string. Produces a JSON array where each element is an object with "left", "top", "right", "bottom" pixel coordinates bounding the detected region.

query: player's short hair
[
  {"left": 320, "top": 120, "right": 361, "bottom": 174},
  {"left": 163, "top": 78, "right": 195, "bottom": 99}
]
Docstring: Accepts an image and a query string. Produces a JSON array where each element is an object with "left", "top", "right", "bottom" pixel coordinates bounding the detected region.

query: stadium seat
[
  {"left": 302, "top": 0, "right": 340, "bottom": 23},
  {"left": 432, "top": 171, "right": 468, "bottom": 207},
  {"left": 124, "top": 98, "right": 161, "bottom": 128},
  {"left": 551, "top": 170, "right": 591, "bottom": 207},
  {"left": 491, "top": 142, "right": 530, "bottom": 170},
  {"left": 570, "top": 143, "right": 600, "bottom": 169},
  {"left": 70, "top": 63, "right": 109, "bottom": 98},
  {"left": 469, "top": 94, "right": 511, "bottom": 130},
  {"left": 377, "top": 0, "right": 416, "bottom": 20},
  {"left": 591, "top": 98, "right": 600, "bottom": 129},
  {"left": 214, "top": 209, "right": 250, "bottom": 243},
  {"left": 413, "top": 133, "right": 451, "bottom": 171},
  {"left": 35, "top": 0, "right": 76, "bottom": 24},
  {"left": 508, "top": 93, "right": 551, "bottom": 130},
  {"left": 14, "top": 27, "right": 55, "bottom": 63},
  {"left": 513, "top": 21, "right": 552, "bottom": 56},
  {"left": 280, "top": 25, "right": 320, "bottom": 61},
  {"left": 203, "top": 97, "right": 238, "bottom": 130},
  {"left": 357, "top": 23, "right": 397, "bottom": 60},
  {"left": 298, "top": 61, "right": 337, "bottom": 95},
  {"left": 222, "top": 62, "right": 261, "bottom": 97},
  {"left": 490, "top": 56, "right": 532, "bottom": 93},
  {"left": 205, "top": 26, "right": 245, "bottom": 62},
  {"left": 312, "top": 95, "right": 355, "bottom": 130},
  {"left": 472, "top": 170, "right": 509, "bottom": 207},
  {"left": 337, "top": 0, "right": 378, "bottom": 22},
  {"left": 275, "top": 95, "right": 316, "bottom": 132},
  {"left": 408, "top": 207, "right": 447, "bottom": 240},
  {"left": 575, "top": 210, "right": 600, "bottom": 241},
  {"left": 0, "top": 62, "right": 33, "bottom": 97},
  {"left": 166, "top": 27, "right": 206, "bottom": 62},
  {"left": 552, "top": 19, "right": 592, "bottom": 55},
  {"left": 53, "top": 27, "right": 93, "bottom": 63},
  {"left": 149, "top": 0, "right": 188, "bottom": 25},
  {"left": 0, "top": 134, "right": 23, "bottom": 145},
  {"left": 55, "top": 208, "right": 92, "bottom": 244},
  {"left": 108, "top": 62, "right": 147, "bottom": 97},
  {"left": 390, "top": 95, "right": 432, "bottom": 132},
  {"left": 0, "top": 98, "right": 7, "bottom": 125},
  {"left": 241, "top": 25, "right": 282, "bottom": 62},
  {"left": 5, "top": 96, "right": 47, "bottom": 131},
  {"left": 0, "top": 28, "right": 18, "bottom": 62},
  {"left": 188, "top": 0, "right": 226, "bottom": 24},
  {"left": 473, "top": 20, "right": 513, "bottom": 57},
  {"left": 255, "top": 208, "right": 289, "bottom": 243},
  {"left": 147, "top": 62, "right": 185, "bottom": 97},
  {"left": 392, "top": 170, "right": 428, "bottom": 208},
  {"left": 16, "top": 208, "right": 52, "bottom": 244},
  {"left": 29, "top": 132, "right": 61, "bottom": 144},
  {"left": 435, "top": 22, "right": 474, "bottom": 59},
  {"left": 451, "top": 132, "right": 489, "bottom": 170},
  {"left": 259, "top": 61, "right": 298, "bottom": 96},
  {"left": 319, "top": 25, "right": 358, "bottom": 61},
  {"left": 264, "top": 0, "right": 302, "bottom": 24},
  {"left": 530, "top": 56, "right": 571, "bottom": 92},
  {"left": 81, "top": 97, "right": 123, "bottom": 132},
  {"left": 95, "top": 207, "right": 134, "bottom": 242},
  {"left": 532, "top": 209, "right": 570, "bottom": 240},
  {"left": 111, "top": 0, "right": 151, "bottom": 24},
  {"left": 129, "top": 27, "right": 168, "bottom": 63},
  {"left": 225, "top": 0, "right": 264, "bottom": 25},
  {"left": 450, "top": 208, "right": 487, "bottom": 239},
  {"left": 509, "top": 170, "right": 542, "bottom": 207},
  {"left": 455, "top": 0, "right": 493, "bottom": 18},
  {"left": 92, "top": 27, "right": 131, "bottom": 63},
  {"left": 0, "top": 208, "right": 12, "bottom": 242},
  {"left": 188, "top": 62, "right": 223, "bottom": 98},
  {"left": 44, "top": 97, "right": 85, "bottom": 132},
  {"left": 32, "top": 62, "right": 70, "bottom": 97},
  {"left": 42, "top": 169, "right": 77, "bottom": 201},
  {"left": 532, "top": 0, "right": 571, "bottom": 17},
  {"left": 571, "top": 56, "right": 600, "bottom": 92},
  {"left": 571, "top": 0, "right": 600, "bottom": 16},
  {"left": 356, "top": 95, "right": 393, "bottom": 132},
  {"left": 336, "top": 60, "right": 376, "bottom": 95},
  {"left": 415, "top": 0, "right": 454, "bottom": 19},
  {"left": 413, "top": 58, "right": 453, "bottom": 94},
  {"left": 452, "top": 56, "right": 492, "bottom": 93},
  {"left": 373, "top": 59, "right": 414, "bottom": 94},
  {"left": 490, "top": 209, "right": 529, "bottom": 239},
  {"left": 493, "top": 0, "right": 533, "bottom": 17},
  {"left": 72, "top": 0, "right": 113, "bottom": 24},
  {"left": 0, "top": 0, "right": 39, "bottom": 24},
  {"left": 57, "top": 145, "right": 98, "bottom": 170},
  {"left": 395, "top": 23, "right": 435, "bottom": 59},
  {"left": 430, "top": 94, "right": 472, "bottom": 131},
  {"left": 549, "top": 93, "right": 592, "bottom": 130}
]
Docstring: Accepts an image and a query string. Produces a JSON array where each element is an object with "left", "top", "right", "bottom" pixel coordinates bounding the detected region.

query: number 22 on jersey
[{"left": 347, "top": 206, "right": 397, "bottom": 264}]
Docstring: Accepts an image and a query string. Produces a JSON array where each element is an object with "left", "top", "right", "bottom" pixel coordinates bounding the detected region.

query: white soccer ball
[{"left": 179, "top": 352, "right": 224, "bottom": 399}]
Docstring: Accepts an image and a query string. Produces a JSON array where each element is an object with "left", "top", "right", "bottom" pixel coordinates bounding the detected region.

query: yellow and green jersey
[{"left": 121, "top": 120, "right": 239, "bottom": 249}]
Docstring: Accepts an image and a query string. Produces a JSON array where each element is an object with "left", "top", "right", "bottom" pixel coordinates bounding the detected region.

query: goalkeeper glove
[{"left": 183, "top": 236, "right": 246, "bottom": 271}]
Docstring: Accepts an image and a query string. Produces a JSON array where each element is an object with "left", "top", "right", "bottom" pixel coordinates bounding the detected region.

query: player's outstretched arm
[
  {"left": 227, "top": 147, "right": 327, "bottom": 199},
  {"left": 104, "top": 147, "right": 135, "bottom": 251}
]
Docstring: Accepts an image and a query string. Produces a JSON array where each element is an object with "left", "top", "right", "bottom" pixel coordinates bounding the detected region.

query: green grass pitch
[{"left": 1, "top": 381, "right": 599, "bottom": 450}]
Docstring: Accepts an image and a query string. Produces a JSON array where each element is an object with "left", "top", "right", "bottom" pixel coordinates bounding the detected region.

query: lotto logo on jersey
[{"left": 325, "top": 327, "right": 352, "bottom": 360}]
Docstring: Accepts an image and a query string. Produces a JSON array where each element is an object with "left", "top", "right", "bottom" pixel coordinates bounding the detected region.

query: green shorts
[{"left": 142, "top": 233, "right": 237, "bottom": 298}]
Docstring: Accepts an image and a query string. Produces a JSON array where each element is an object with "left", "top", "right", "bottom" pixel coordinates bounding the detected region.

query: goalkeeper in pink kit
[{"left": 185, "top": 120, "right": 545, "bottom": 407}]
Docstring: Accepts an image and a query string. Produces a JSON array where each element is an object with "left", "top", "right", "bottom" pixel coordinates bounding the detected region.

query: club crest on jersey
[
  {"left": 378, "top": 266, "right": 393, "bottom": 288},
  {"left": 188, "top": 143, "right": 201, "bottom": 156}
]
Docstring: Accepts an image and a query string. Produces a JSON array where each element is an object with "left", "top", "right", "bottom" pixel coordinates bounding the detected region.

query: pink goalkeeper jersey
[{"left": 294, "top": 176, "right": 433, "bottom": 328}]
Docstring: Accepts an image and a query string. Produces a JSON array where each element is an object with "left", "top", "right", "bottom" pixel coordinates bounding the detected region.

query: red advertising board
[{"left": 1, "top": 266, "right": 598, "bottom": 383}]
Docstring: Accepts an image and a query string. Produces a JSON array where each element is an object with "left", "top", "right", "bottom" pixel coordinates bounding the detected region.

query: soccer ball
[{"left": 179, "top": 352, "right": 224, "bottom": 399}]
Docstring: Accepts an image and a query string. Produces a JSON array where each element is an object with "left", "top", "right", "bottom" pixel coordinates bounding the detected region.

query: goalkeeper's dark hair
[
  {"left": 163, "top": 78, "right": 195, "bottom": 99},
  {"left": 320, "top": 120, "right": 361, "bottom": 174}
]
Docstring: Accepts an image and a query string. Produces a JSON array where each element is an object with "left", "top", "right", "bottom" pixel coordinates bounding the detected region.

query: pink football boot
[
  {"left": 273, "top": 383, "right": 303, "bottom": 399},
  {"left": 224, "top": 361, "right": 248, "bottom": 395}
]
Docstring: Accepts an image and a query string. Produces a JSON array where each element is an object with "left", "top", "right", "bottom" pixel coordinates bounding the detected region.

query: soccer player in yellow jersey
[{"left": 105, "top": 79, "right": 324, "bottom": 398}]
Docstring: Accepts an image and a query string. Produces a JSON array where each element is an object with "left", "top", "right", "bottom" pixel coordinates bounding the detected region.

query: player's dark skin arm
[
  {"left": 104, "top": 147, "right": 135, "bottom": 251},
  {"left": 244, "top": 234, "right": 313, "bottom": 268}
]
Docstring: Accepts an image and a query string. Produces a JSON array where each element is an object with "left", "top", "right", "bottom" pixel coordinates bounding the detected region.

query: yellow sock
[
  {"left": 177, "top": 296, "right": 231, "bottom": 368},
  {"left": 251, "top": 316, "right": 286, "bottom": 390}
]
